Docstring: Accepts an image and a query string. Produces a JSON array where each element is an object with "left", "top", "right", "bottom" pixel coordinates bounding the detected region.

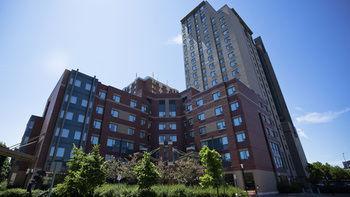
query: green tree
[
  {"left": 0, "top": 142, "right": 10, "bottom": 182},
  {"left": 55, "top": 145, "right": 106, "bottom": 196},
  {"left": 199, "top": 146, "right": 223, "bottom": 195},
  {"left": 306, "top": 162, "right": 324, "bottom": 184},
  {"left": 133, "top": 152, "right": 159, "bottom": 190}
]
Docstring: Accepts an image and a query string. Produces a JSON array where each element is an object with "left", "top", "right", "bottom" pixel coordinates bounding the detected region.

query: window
[
  {"left": 227, "top": 86, "right": 236, "bottom": 96},
  {"left": 109, "top": 123, "right": 118, "bottom": 132},
  {"left": 212, "top": 91, "right": 221, "bottom": 100},
  {"left": 141, "top": 119, "right": 146, "bottom": 126},
  {"left": 96, "top": 106, "right": 104, "bottom": 115},
  {"left": 91, "top": 136, "right": 99, "bottom": 145},
  {"left": 70, "top": 96, "right": 77, "bottom": 104},
  {"left": 141, "top": 105, "right": 147, "bottom": 113},
  {"left": 61, "top": 129, "right": 69, "bottom": 138},
  {"left": 211, "top": 79, "right": 218, "bottom": 86},
  {"left": 228, "top": 52, "right": 235, "bottom": 60},
  {"left": 49, "top": 147, "right": 55, "bottom": 156},
  {"left": 216, "top": 121, "right": 226, "bottom": 130},
  {"left": 159, "top": 100, "right": 166, "bottom": 117},
  {"left": 214, "top": 106, "right": 223, "bottom": 116},
  {"left": 65, "top": 112, "right": 74, "bottom": 120},
  {"left": 223, "top": 153, "right": 231, "bottom": 161},
  {"left": 74, "top": 131, "right": 81, "bottom": 140},
  {"left": 74, "top": 80, "right": 81, "bottom": 87},
  {"left": 170, "top": 135, "right": 177, "bottom": 142},
  {"left": 196, "top": 99, "right": 204, "bottom": 106},
  {"left": 236, "top": 132, "right": 246, "bottom": 142},
  {"left": 81, "top": 99, "right": 88, "bottom": 107},
  {"left": 233, "top": 116, "right": 243, "bottom": 126},
  {"left": 169, "top": 123, "right": 177, "bottom": 130},
  {"left": 199, "top": 126, "right": 206, "bottom": 135},
  {"left": 99, "top": 91, "right": 106, "bottom": 100},
  {"left": 222, "top": 136, "right": 228, "bottom": 145},
  {"left": 113, "top": 95, "right": 120, "bottom": 103},
  {"left": 159, "top": 123, "right": 166, "bottom": 130},
  {"left": 107, "top": 138, "right": 114, "bottom": 147},
  {"left": 28, "top": 121, "right": 34, "bottom": 129},
  {"left": 230, "top": 101, "right": 239, "bottom": 111},
  {"left": 78, "top": 114, "right": 85, "bottom": 123},
  {"left": 85, "top": 83, "right": 91, "bottom": 91},
  {"left": 239, "top": 150, "right": 250, "bottom": 160},
  {"left": 127, "top": 128, "right": 134, "bottom": 135},
  {"left": 270, "top": 142, "right": 283, "bottom": 168},
  {"left": 140, "top": 131, "right": 146, "bottom": 138},
  {"left": 130, "top": 100, "right": 137, "bottom": 108},
  {"left": 111, "top": 109, "right": 119, "bottom": 118},
  {"left": 128, "top": 114, "right": 136, "bottom": 122},
  {"left": 197, "top": 113, "right": 205, "bottom": 121},
  {"left": 159, "top": 135, "right": 166, "bottom": 143},
  {"left": 56, "top": 147, "right": 65, "bottom": 157},
  {"left": 94, "top": 120, "right": 102, "bottom": 129},
  {"left": 186, "top": 104, "right": 193, "bottom": 112},
  {"left": 159, "top": 111, "right": 166, "bottom": 117}
]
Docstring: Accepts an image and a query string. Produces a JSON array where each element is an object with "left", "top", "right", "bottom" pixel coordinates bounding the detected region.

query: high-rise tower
[{"left": 181, "top": 1, "right": 307, "bottom": 180}]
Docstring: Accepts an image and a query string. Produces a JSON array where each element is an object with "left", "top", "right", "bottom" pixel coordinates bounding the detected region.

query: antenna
[
  {"left": 343, "top": 153, "right": 347, "bottom": 162},
  {"left": 136, "top": 73, "right": 138, "bottom": 79},
  {"left": 152, "top": 72, "right": 154, "bottom": 78}
]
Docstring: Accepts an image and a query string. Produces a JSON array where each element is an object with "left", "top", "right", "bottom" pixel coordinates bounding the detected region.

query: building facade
[{"left": 11, "top": 1, "right": 308, "bottom": 195}]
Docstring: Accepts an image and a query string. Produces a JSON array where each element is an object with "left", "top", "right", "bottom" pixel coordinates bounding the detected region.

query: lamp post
[{"left": 240, "top": 163, "right": 247, "bottom": 192}]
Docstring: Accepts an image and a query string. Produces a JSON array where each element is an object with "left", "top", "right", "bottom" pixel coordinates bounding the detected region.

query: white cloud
[
  {"left": 296, "top": 128, "right": 309, "bottom": 140},
  {"left": 166, "top": 34, "right": 182, "bottom": 45},
  {"left": 294, "top": 106, "right": 304, "bottom": 111},
  {"left": 296, "top": 108, "right": 350, "bottom": 124}
]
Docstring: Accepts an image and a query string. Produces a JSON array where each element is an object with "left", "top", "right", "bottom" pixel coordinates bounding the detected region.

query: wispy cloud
[
  {"left": 294, "top": 106, "right": 304, "bottom": 111},
  {"left": 166, "top": 34, "right": 182, "bottom": 45},
  {"left": 296, "top": 108, "right": 350, "bottom": 124},
  {"left": 296, "top": 128, "right": 309, "bottom": 140}
]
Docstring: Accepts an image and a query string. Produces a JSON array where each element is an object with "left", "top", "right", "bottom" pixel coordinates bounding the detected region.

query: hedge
[
  {"left": 0, "top": 188, "right": 44, "bottom": 197},
  {"left": 93, "top": 184, "right": 247, "bottom": 197}
]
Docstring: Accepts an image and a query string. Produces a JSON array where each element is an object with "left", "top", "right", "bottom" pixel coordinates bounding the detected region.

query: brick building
[{"left": 10, "top": 1, "right": 308, "bottom": 194}]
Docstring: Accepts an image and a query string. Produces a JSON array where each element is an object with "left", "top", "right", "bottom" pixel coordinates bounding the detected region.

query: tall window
[
  {"left": 216, "top": 121, "right": 226, "bottom": 130},
  {"left": 159, "top": 123, "right": 166, "bottom": 130},
  {"left": 197, "top": 113, "right": 205, "bottom": 121},
  {"left": 199, "top": 126, "right": 206, "bottom": 135},
  {"left": 113, "top": 95, "right": 120, "bottom": 103},
  {"left": 127, "top": 128, "right": 134, "bottom": 135},
  {"left": 111, "top": 109, "right": 119, "bottom": 118},
  {"left": 93, "top": 120, "right": 102, "bottom": 129},
  {"left": 212, "top": 91, "right": 221, "bottom": 100},
  {"left": 239, "top": 149, "right": 249, "bottom": 160},
  {"left": 128, "top": 114, "right": 136, "bottom": 122},
  {"left": 158, "top": 100, "right": 166, "bottom": 117},
  {"left": 214, "top": 106, "right": 223, "bottom": 116},
  {"left": 99, "top": 91, "right": 106, "bottom": 100},
  {"left": 169, "top": 100, "right": 176, "bottom": 117},
  {"left": 91, "top": 136, "right": 99, "bottom": 145},
  {"left": 78, "top": 114, "right": 85, "bottom": 123},
  {"left": 96, "top": 106, "right": 104, "bottom": 115},
  {"left": 130, "top": 100, "right": 137, "bottom": 108},
  {"left": 236, "top": 132, "right": 246, "bottom": 142},
  {"left": 233, "top": 116, "right": 243, "bottom": 126},
  {"left": 109, "top": 123, "right": 118, "bottom": 132},
  {"left": 196, "top": 99, "right": 204, "bottom": 106},
  {"left": 226, "top": 86, "right": 236, "bottom": 96},
  {"left": 169, "top": 123, "right": 177, "bottom": 130},
  {"left": 74, "top": 131, "right": 81, "bottom": 140},
  {"left": 230, "top": 101, "right": 239, "bottom": 111}
]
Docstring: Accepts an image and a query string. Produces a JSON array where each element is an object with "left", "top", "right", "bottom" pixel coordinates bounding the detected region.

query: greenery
[
  {"left": 54, "top": 145, "right": 106, "bottom": 196},
  {"left": 0, "top": 142, "right": 10, "bottom": 182},
  {"left": 105, "top": 153, "right": 140, "bottom": 184},
  {"left": 93, "top": 184, "right": 247, "bottom": 197},
  {"left": 0, "top": 181, "right": 7, "bottom": 191},
  {"left": 199, "top": 146, "right": 224, "bottom": 195},
  {"left": 133, "top": 152, "right": 159, "bottom": 190},
  {"left": 0, "top": 188, "right": 43, "bottom": 197},
  {"left": 307, "top": 162, "right": 350, "bottom": 184}
]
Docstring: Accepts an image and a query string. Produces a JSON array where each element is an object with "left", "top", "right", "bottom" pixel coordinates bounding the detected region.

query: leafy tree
[
  {"left": 55, "top": 145, "right": 106, "bottom": 196},
  {"left": 307, "top": 162, "right": 350, "bottom": 184},
  {"left": 173, "top": 156, "right": 203, "bottom": 185},
  {"left": 199, "top": 146, "right": 223, "bottom": 195},
  {"left": 0, "top": 142, "right": 10, "bottom": 182},
  {"left": 157, "top": 159, "right": 174, "bottom": 184},
  {"left": 133, "top": 152, "right": 159, "bottom": 190},
  {"left": 306, "top": 162, "right": 324, "bottom": 184}
]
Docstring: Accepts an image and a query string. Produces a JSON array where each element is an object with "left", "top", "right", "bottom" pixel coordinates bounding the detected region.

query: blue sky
[{"left": 0, "top": 0, "right": 349, "bottom": 166}]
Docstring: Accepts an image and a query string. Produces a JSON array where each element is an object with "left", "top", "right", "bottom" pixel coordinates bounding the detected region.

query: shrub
[
  {"left": 0, "top": 181, "right": 7, "bottom": 191},
  {"left": 93, "top": 184, "right": 247, "bottom": 197},
  {"left": 0, "top": 188, "right": 43, "bottom": 197}
]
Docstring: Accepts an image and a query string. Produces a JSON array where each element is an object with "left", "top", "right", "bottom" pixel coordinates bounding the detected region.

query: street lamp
[{"left": 240, "top": 163, "right": 246, "bottom": 192}]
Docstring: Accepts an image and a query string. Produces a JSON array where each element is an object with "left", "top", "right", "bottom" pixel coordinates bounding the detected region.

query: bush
[
  {"left": 93, "top": 184, "right": 247, "bottom": 197},
  {"left": 0, "top": 188, "right": 43, "bottom": 197},
  {"left": 0, "top": 181, "right": 7, "bottom": 191}
]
